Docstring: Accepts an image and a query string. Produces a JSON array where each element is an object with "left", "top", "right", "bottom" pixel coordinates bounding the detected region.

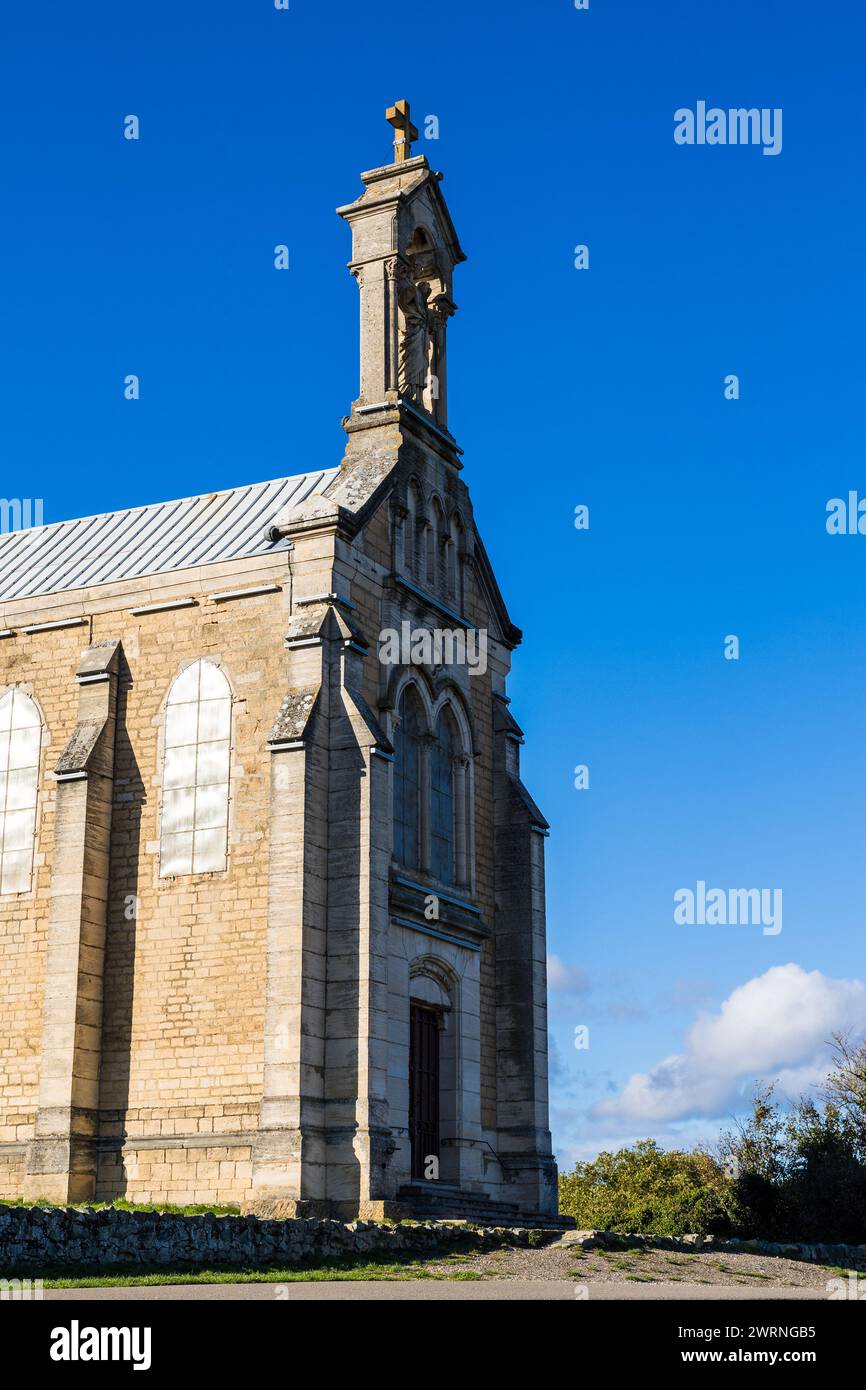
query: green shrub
[
  {"left": 558, "top": 1139, "right": 732, "bottom": 1236},
  {"left": 719, "top": 1077, "right": 866, "bottom": 1243}
]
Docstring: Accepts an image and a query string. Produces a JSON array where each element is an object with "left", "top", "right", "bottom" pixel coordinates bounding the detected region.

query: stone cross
[{"left": 386, "top": 99, "right": 418, "bottom": 164}]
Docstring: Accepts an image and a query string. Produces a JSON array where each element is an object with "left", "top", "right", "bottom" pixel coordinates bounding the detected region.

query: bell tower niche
[{"left": 337, "top": 100, "right": 465, "bottom": 449}]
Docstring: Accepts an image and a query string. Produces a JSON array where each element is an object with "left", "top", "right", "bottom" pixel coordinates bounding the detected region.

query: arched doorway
[{"left": 409, "top": 1002, "right": 441, "bottom": 1180}]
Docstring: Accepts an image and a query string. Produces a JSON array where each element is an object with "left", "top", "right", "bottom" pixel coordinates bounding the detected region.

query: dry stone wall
[{"left": 0, "top": 1205, "right": 536, "bottom": 1272}]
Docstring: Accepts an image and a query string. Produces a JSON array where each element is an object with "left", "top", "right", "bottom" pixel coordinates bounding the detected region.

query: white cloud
[
  {"left": 547, "top": 954, "right": 589, "bottom": 994},
  {"left": 594, "top": 963, "right": 866, "bottom": 1126}
]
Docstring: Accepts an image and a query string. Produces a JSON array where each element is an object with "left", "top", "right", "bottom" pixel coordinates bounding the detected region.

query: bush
[
  {"left": 558, "top": 1139, "right": 733, "bottom": 1236},
  {"left": 719, "top": 1075, "right": 866, "bottom": 1244}
]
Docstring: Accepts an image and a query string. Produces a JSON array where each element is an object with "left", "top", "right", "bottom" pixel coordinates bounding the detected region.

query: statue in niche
[
  {"left": 424, "top": 295, "right": 450, "bottom": 419},
  {"left": 396, "top": 227, "right": 454, "bottom": 422},
  {"left": 397, "top": 276, "right": 432, "bottom": 405}
]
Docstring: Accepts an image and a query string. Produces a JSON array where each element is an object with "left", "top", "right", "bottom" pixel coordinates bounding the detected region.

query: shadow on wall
[
  {"left": 320, "top": 683, "right": 367, "bottom": 1210},
  {"left": 95, "top": 653, "right": 143, "bottom": 1199}
]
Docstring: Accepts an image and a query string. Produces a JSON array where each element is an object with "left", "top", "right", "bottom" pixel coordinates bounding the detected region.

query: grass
[
  {"left": 0, "top": 1197, "right": 240, "bottom": 1217},
  {"left": 25, "top": 1251, "right": 485, "bottom": 1289}
]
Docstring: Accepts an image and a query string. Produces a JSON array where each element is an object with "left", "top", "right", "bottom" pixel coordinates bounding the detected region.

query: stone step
[{"left": 397, "top": 1184, "right": 575, "bottom": 1230}]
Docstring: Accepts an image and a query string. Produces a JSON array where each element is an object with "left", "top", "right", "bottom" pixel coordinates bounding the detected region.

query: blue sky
[{"left": 3, "top": 0, "right": 865, "bottom": 1168}]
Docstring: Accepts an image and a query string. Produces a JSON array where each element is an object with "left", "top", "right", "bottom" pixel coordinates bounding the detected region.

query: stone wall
[
  {"left": 0, "top": 1205, "right": 534, "bottom": 1273},
  {"left": 571, "top": 1229, "right": 866, "bottom": 1270},
  {"left": 0, "top": 553, "right": 299, "bottom": 1206},
  {"left": 0, "top": 627, "right": 71, "bottom": 1198}
]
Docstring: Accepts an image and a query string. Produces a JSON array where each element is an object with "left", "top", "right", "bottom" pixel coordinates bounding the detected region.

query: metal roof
[{"left": 0, "top": 471, "right": 338, "bottom": 604}]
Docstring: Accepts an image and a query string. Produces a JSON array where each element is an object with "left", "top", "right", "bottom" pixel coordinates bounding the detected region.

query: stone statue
[{"left": 398, "top": 278, "right": 431, "bottom": 404}]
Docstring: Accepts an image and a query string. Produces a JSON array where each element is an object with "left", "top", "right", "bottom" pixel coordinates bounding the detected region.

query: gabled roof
[{"left": 0, "top": 471, "right": 338, "bottom": 603}]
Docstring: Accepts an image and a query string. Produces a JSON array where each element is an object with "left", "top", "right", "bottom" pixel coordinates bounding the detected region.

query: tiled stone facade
[{"left": 0, "top": 132, "right": 558, "bottom": 1218}]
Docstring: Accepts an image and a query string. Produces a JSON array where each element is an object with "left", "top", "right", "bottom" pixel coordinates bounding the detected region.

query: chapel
[{"left": 0, "top": 102, "right": 557, "bottom": 1221}]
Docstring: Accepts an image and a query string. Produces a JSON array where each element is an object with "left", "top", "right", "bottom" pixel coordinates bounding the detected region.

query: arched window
[
  {"left": 430, "top": 708, "right": 458, "bottom": 885},
  {"left": 393, "top": 686, "right": 425, "bottom": 871},
  {"left": 447, "top": 515, "right": 463, "bottom": 607},
  {"left": 0, "top": 689, "right": 41, "bottom": 895},
  {"left": 429, "top": 498, "right": 445, "bottom": 591},
  {"left": 405, "top": 483, "right": 421, "bottom": 577},
  {"left": 392, "top": 687, "right": 473, "bottom": 889},
  {"left": 160, "top": 660, "right": 231, "bottom": 877}
]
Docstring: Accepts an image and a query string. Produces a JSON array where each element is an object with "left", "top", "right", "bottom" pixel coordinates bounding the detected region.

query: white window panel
[
  {"left": 194, "top": 782, "right": 229, "bottom": 830},
  {"left": 8, "top": 726, "right": 39, "bottom": 771},
  {"left": 197, "top": 698, "right": 231, "bottom": 744},
  {"left": 160, "top": 831, "right": 194, "bottom": 877},
  {"left": 3, "top": 807, "right": 37, "bottom": 852},
  {"left": 165, "top": 701, "right": 198, "bottom": 749},
  {"left": 196, "top": 740, "right": 230, "bottom": 787},
  {"left": 192, "top": 827, "right": 226, "bottom": 873},
  {"left": 11, "top": 697, "right": 39, "bottom": 729},
  {"left": 3, "top": 768, "right": 38, "bottom": 811},
  {"left": 199, "top": 662, "right": 229, "bottom": 700},
  {"left": 1, "top": 850, "right": 33, "bottom": 895},
  {"left": 0, "top": 689, "right": 41, "bottom": 896},
  {"left": 160, "top": 660, "right": 231, "bottom": 877},
  {"left": 161, "top": 786, "right": 196, "bottom": 835},
  {"left": 171, "top": 664, "right": 201, "bottom": 702},
  {"left": 0, "top": 691, "right": 39, "bottom": 731},
  {"left": 163, "top": 743, "right": 197, "bottom": 790}
]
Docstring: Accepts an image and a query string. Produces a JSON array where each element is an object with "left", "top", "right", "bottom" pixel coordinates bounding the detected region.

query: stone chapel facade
[{"left": 0, "top": 106, "right": 557, "bottom": 1220}]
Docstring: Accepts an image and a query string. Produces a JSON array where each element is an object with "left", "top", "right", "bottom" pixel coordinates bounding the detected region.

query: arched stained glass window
[
  {"left": 160, "top": 660, "right": 231, "bottom": 877},
  {"left": 405, "top": 483, "right": 421, "bottom": 577},
  {"left": 393, "top": 686, "right": 425, "bottom": 872},
  {"left": 391, "top": 687, "right": 473, "bottom": 890},
  {"left": 447, "top": 516, "right": 462, "bottom": 604},
  {"left": 429, "top": 498, "right": 444, "bottom": 591},
  {"left": 430, "top": 707, "right": 458, "bottom": 886},
  {"left": 0, "top": 689, "right": 41, "bottom": 895}
]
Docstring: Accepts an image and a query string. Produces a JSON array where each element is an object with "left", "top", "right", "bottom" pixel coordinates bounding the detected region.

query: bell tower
[{"left": 337, "top": 100, "right": 466, "bottom": 450}]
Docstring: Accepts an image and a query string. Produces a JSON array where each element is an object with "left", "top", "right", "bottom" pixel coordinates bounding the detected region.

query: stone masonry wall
[
  {"left": 0, "top": 1204, "right": 534, "bottom": 1273},
  {"left": 0, "top": 551, "right": 307, "bottom": 1207},
  {"left": 94, "top": 582, "right": 292, "bottom": 1205},
  {"left": 0, "top": 625, "right": 81, "bottom": 1198}
]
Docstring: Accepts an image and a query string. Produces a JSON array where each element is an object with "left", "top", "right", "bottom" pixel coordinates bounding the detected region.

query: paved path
[{"left": 44, "top": 1281, "right": 825, "bottom": 1301}]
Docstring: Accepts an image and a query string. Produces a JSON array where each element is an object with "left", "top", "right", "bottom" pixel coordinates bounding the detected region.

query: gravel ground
[{"left": 418, "top": 1235, "right": 860, "bottom": 1291}]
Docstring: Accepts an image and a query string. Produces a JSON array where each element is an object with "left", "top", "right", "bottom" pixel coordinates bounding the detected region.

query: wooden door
[{"left": 409, "top": 1003, "right": 440, "bottom": 1180}]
